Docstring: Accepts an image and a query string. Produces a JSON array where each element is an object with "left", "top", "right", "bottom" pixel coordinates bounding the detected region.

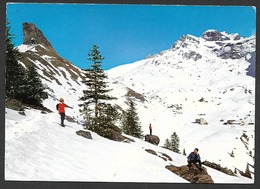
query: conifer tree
[
  {"left": 122, "top": 98, "right": 143, "bottom": 139},
  {"left": 244, "top": 164, "right": 252, "bottom": 179},
  {"left": 164, "top": 138, "right": 171, "bottom": 150},
  {"left": 183, "top": 148, "right": 186, "bottom": 156},
  {"left": 6, "top": 19, "right": 26, "bottom": 100},
  {"left": 79, "top": 45, "right": 117, "bottom": 136},
  {"left": 21, "top": 65, "right": 48, "bottom": 105},
  {"left": 170, "top": 132, "right": 180, "bottom": 153}
]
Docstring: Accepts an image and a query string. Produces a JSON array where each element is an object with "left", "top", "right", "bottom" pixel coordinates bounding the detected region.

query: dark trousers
[
  {"left": 60, "top": 113, "right": 65, "bottom": 126},
  {"left": 149, "top": 129, "right": 152, "bottom": 135},
  {"left": 188, "top": 160, "right": 202, "bottom": 168}
]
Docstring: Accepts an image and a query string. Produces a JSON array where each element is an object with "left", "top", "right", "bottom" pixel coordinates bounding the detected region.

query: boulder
[
  {"left": 76, "top": 130, "right": 92, "bottom": 140},
  {"left": 144, "top": 134, "right": 160, "bottom": 145},
  {"left": 165, "top": 164, "right": 214, "bottom": 183},
  {"left": 109, "top": 129, "right": 135, "bottom": 143},
  {"left": 195, "top": 118, "right": 208, "bottom": 125}
]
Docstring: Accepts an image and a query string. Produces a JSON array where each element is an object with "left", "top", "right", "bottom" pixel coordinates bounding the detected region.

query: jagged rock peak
[
  {"left": 22, "top": 22, "right": 56, "bottom": 52},
  {"left": 201, "top": 30, "right": 230, "bottom": 41}
]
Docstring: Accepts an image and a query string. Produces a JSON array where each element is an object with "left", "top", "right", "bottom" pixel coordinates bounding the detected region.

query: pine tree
[
  {"left": 183, "top": 148, "right": 186, "bottom": 156},
  {"left": 122, "top": 98, "right": 143, "bottom": 139},
  {"left": 79, "top": 45, "right": 117, "bottom": 136},
  {"left": 164, "top": 138, "right": 171, "bottom": 150},
  {"left": 170, "top": 132, "right": 180, "bottom": 153},
  {"left": 21, "top": 65, "right": 48, "bottom": 105},
  {"left": 244, "top": 164, "right": 252, "bottom": 179},
  {"left": 6, "top": 19, "right": 27, "bottom": 100}
]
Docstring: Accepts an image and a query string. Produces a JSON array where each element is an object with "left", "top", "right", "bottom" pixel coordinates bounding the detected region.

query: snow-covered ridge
[{"left": 107, "top": 30, "right": 255, "bottom": 176}]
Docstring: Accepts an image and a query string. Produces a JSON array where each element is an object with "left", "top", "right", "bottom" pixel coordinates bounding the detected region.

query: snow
[
  {"left": 16, "top": 44, "right": 38, "bottom": 53},
  {"left": 106, "top": 32, "right": 255, "bottom": 176},
  {"left": 5, "top": 108, "right": 253, "bottom": 183}
]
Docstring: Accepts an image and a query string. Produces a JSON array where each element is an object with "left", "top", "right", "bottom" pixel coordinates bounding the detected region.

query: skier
[
  {"left": 187, "top": 148, "right": 202, "bottom": 171},
  {"left": 149, "top": 123, "right": 152, "bottom": 135},
  {"left": 57, "top": 98, "right": 72, "bottom": 127}
]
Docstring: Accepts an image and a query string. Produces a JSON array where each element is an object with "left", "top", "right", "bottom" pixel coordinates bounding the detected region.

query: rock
[
  {"left": 202, "top": 30, "right": 230, "bottom": 41},
  {"left": 159, "top": 152, "right": 173, "bottom": 161},
  {"left": 202, "top": 160, "right": 236, "bottom": 176},
  {"left": 76, "top": 130, "right": 92, "bottom": 140},
  {"left": 41, "top": 111, "right": 47, "bottom": 114},
  {"left": 195, "top": 118, "right": 208, "bottom": 125},
  {"left": 165, "top": 164, "right": 214, "bottom": 183},
  {"left": 65, "top": 115, "right": 76, "bottom": 122},
  {"left": 182, "top": 50, "right": 202, "bottom": 61},
  {"left": 107, "top": 129, "right": 135, "bottom": 143},
  {"left": 145, "top": 149, "right": 157, "bottom": 156},
  {"left": 18, "top": 111, "right": 26, "bottom": 116},
  {"left": 144, "top": 134, "right": 160, "bottom": 145},
  {"left": 22, "top": 22, "right": 57, "bottom": 53}
]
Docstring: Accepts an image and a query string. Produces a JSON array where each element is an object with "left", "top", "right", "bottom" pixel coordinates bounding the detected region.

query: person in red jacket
[
  {"left": 57, "top": 98, "right": 72, "bottom": 127},
  {"left": 149, "top": 123, "right": 152, "bottom": 135}
]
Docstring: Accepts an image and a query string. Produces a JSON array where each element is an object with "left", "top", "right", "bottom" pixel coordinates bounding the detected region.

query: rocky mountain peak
[
  {"left": 201, "top": 30, "right": 230, "bottom": 41},
  {"left": 22, "top": 22, "right": 57, "bottom": 53}
]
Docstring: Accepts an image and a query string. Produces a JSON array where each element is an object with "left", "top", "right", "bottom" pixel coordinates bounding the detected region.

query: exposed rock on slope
[{"left": 166, "top": 164, "right": 214, "bottom": 183}]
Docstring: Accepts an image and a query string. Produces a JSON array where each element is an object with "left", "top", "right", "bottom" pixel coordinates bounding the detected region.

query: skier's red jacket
[{"left": 58, "top": 103, "right": 69, "bottom": 113}]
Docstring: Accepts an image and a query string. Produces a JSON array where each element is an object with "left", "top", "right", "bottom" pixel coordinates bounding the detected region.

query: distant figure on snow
[
  {"left": 57, "top": 98, "right": 72, "bottom": 127},
  {"left": 187, "top": 148, "right": 202, "bottom": 171},
  {"left": 149, "top": 123, "right": 152, "bottom": 135}
]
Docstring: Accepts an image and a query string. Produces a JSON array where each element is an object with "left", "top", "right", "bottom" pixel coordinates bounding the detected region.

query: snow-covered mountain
[
  {"left": 5, "top": 23, "right": 255, "bottom": 183},
  {"left": 107, "top": 30, "right": 255, "bottom": 174}
]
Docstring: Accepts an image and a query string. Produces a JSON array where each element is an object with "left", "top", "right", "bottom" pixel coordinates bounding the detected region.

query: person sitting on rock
[{"left": 187, "top": 148, "right": 202, "bottom": 171}]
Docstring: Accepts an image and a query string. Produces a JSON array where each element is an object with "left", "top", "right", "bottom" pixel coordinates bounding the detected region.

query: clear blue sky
[{"left": 6, "top": 4, "right": 256, "bottom": 70}]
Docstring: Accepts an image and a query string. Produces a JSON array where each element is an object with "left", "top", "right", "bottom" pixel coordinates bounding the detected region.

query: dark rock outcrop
[
  {"left": 76, "top": 130, "right": 93, "bottom": 140},
  {"left": 202, "top": 30, "right": 230, "bottom": 41},
  {"left": 144, "top": 134, "right": 160, "bottom": 145},
  {"left": 166, "top": 164, "right": 214, "bottom": 183},
  {"left": 22, "top": 22, "right": 57, "bottom": 53},
  {"left": 145, "top": 149, "right": 173, "bottom": 162},
  {"left": 108, "top": 129, "right": 135, "bottom": 143},
  {"left": 202, "top": 160, "right": 236, "bottom": 176},
  {"left": 182, "top": 50, "right": 202, "bottom": 61}
]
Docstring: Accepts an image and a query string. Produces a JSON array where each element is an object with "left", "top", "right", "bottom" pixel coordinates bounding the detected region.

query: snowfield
[{"left": 5, "top": 108, "right": 253, "bottom": 183}]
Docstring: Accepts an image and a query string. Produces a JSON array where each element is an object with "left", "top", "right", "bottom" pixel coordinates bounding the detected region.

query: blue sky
[{"left": 6, "top": 4, "right": 256, "bottom": 70}]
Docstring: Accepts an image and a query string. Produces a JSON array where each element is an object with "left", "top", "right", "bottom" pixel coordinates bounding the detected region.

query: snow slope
[
  {"left": 5, "top": 108, "right": 252, "bottom": 183},
  {"left": 107, "top": 31, "right": 255, "bottom": 175}
]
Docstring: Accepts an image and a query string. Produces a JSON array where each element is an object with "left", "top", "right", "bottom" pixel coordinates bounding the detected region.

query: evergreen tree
[
  {"left": 6, "top": 19, "right": 27, "bottom": 100},
  {"left": 163, "top": 138, "right": 171, "bottom": 150},
  {"left": 170, "top": 132, "right": 180, "bottom": 153},
  {"left": 21, "top": 65, "right": 48, "bottom": 105},
  {"left": 183, "top": 148, "right": 186, "bottom": 156},
  {"left": 244, "top": 164, "right": 252, "bottom": 178},
  {"left": 122, "top": 98, "right": 143, "bottom": 139},
  {"left": 79, "top": 45, "right": 117, "bottom": 136}
]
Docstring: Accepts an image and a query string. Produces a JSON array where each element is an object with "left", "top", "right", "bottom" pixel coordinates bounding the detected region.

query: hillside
[
  {"left": 107, "top": 30, "right": 255, "bottom": 174},
  {"left": 5, "top": 23, "right": 255, "bottom": 183},
  {"left": 5, "top": 108, "right": 253, "bottom": 183}
]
